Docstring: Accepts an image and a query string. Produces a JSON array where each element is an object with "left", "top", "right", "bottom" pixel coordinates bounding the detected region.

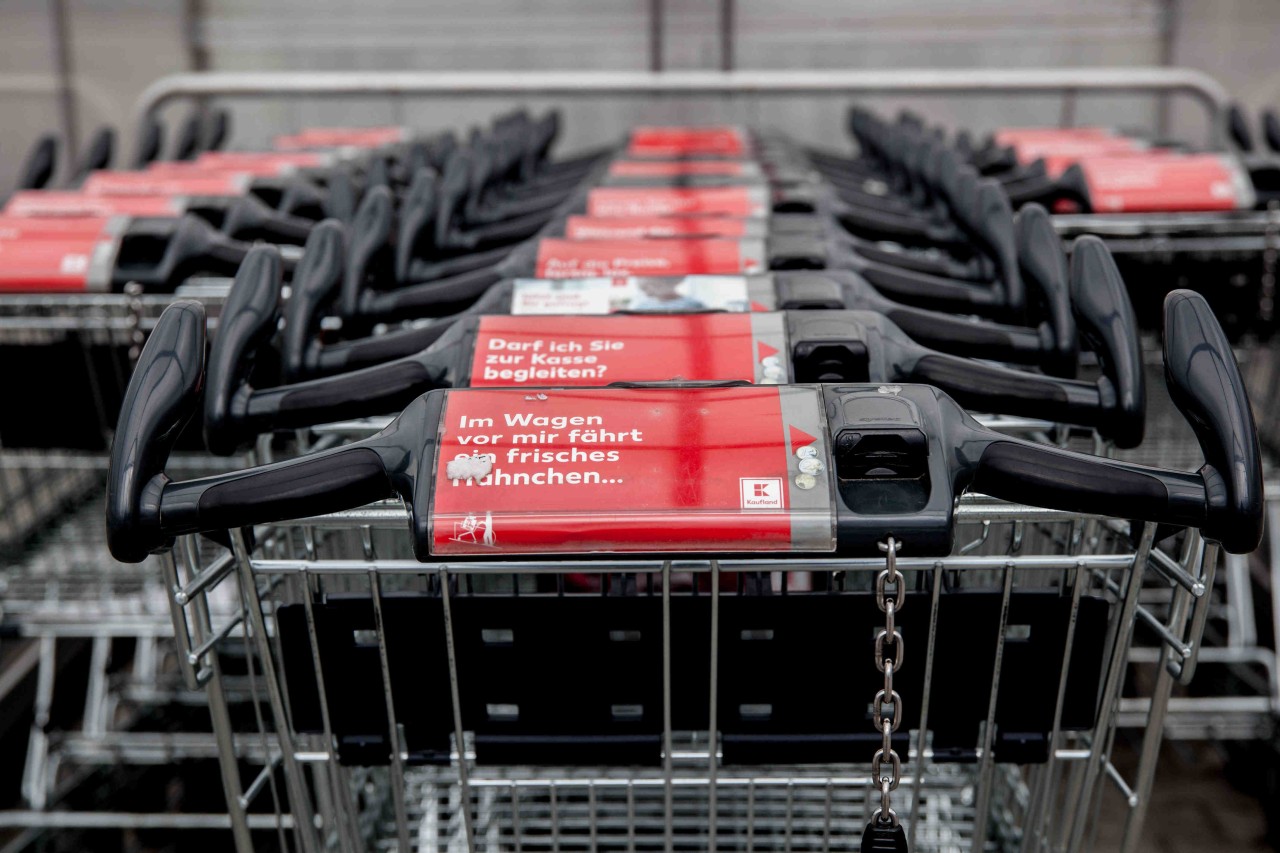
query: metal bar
[
  {"left": 907, "top": 562, "right": 942, "bottom": 850},
  {"left": 0, "top": 812, "right": 297, "bottom": 830},
  {"left": 720, "top": 0, "right": 734, "bottom": 72},
  {"left": 132, "top": 68, "right": 1233, "bottom": 145},
  {"left": 649, "top": 0, "right": 663, "bottom": 73},
  {"left": 47, "top": 0, "right": 80, "bottom": 161},
  {"left": 300, "top": 575, "right": 362, "bottom": 853},
  {"left": 229, "top": 530, "right": 321, "bottom": 853},
  {"left": 439, "top": 567, "right": 477, "bottom": 852},
  {"left": 969, "top": 563, "right": 1015, "bottom": 850},
  {"left": 1066, "top": 523, "right": 1155, "bottom": 853},
  {"left": 188, "top": 558, "right": 255, "bottom": 853},
  {"left": 368, "top": 570, "right": 414, "bottom": 853},
  {"left": 1173, "top": 542, "right": 1219, "bottom": 684},
  {"left": 707, "top": 559, "right": 720, "bottom": 852},
  {"left": 661, "top": 560, "right": 674, "bottom": 852},
  {"left": 244, "top": 552, "right": 1138, "bottom": 575}
]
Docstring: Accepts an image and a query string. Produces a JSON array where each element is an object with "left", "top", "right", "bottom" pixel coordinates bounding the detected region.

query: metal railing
[{"left": 131, "top": 67, "right": 1234, "bottom": 147}]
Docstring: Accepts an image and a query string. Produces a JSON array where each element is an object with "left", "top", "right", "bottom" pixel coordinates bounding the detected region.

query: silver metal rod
[
  {"left": 0, "top": 811, "right": 296, "bottom": 830},
  {"left": 229, "top": 530, "right": 321, "bottom": 853},
  {"left": 1066, "top": 523, "right": 1155, "bottom": 853},
  {"left": 132, "top": 68, "right": 1232, "bottom": 147},
  {"left": 368, "top": 570, "right": 414, "bottom": 853},
  {"left": 969, "top": 562, "right": 1015, "bottom": 850},
  {"left": 661, "top": 560, "right": 674, "bottom": 852},
  {"left": 244, "top": 552, "right": 1137, "bottom": 575},
  {"left": 439, "top": 567, "right": 477, "bottom": 852},
  {"left": 707, "top": 560, "right": 720, "bottom": 853}
]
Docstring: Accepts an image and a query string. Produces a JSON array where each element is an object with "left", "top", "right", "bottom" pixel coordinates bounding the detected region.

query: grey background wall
[{"left": 1, "top": 0, "right": 1278, "bottom": 191}]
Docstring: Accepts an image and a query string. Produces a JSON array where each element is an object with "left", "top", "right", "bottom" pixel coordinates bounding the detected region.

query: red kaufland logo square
[{"left": 739, "top": 477, "right": 784, "bottom": 510}]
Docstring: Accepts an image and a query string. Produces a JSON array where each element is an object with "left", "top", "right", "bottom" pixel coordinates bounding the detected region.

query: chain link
[{"left": 871, "top": 537, "right": 903, "bottom": 827}]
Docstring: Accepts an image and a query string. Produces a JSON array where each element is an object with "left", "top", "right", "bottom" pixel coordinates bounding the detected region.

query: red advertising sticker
[
  {"left": 535, "top": 238, "right": 764, "bottom": 278},
  {"left": 1010, "top": 137, "right": 1147, "bottom": 170},
  {"left": 1079, "top": 154, "right": 1254, "bottom": 212},
  {"left": 468, "top": 313, "right": 788, "bottom": 387},
  {"left": 627, "top": 126, "right": 748, "bottom": 158},
  {"left": 0, "top": 216, "right": 121, "bottom": 241},
  {"left": 565, "top": 215, "right": 756, "bottom": 240},
  {"left": 145, "top": 162, "right": 293, "bottom": 179},
  {"left": 608, "top": 160, "right": 755, "bottom": 178},
  {"left": 194, "top": 151, "right": 330, "bottom": 170},
  {"left": 431, "top": 385, "right": 833, "bottom": 555},
  {"left": 274, "top": 127, "right": 407, "bottom": 150},
  {"left": 3, "top": 192, "right": 183, "bottom": 218},
  {"left": 0, "top": 237, "right": 116, "bottom": 292},
  {"left": 993, "top": 127, "right": 1116, "bottom": 146},
  {"left": 587, "top": 186, "right": 768, "bottom": 217},
  {"left": 81, "top": 171, "right": 250, "bottom": 197}
]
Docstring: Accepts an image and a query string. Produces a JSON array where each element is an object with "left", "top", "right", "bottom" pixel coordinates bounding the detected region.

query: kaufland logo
[{"left": 739, "top": 477, "right": 784, "bottom": 510}]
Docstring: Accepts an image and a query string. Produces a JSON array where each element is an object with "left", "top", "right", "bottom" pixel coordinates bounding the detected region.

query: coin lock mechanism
[
  {"left": 829, "top": 390, "right": 930, "bottom": 514},
  {"left": 789, "top": 311, "right": 872, "bottom": 383}
]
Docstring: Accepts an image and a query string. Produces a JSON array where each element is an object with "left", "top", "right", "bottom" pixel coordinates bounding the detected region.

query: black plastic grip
[
  {"left": 204, "top": 246, "right": 283, "bottom": 455},
  {"left": 314, "top": 323, "right": 453, "bottom": 376},
  {"left": 132, "top": 118, "right": 164, "bottom": 169},
  {"left": 165, "top": 447, "right": 393, "bottom": 537},
  {"left": 1162, "top": 290, "right": 1264, "bottom": 553},
  {"left": 271, "top": 359, "right": 442, "bottom": 426},
  {"left": 859, "top": 264, "right": 1003, "bottom": 316},
  {"left": 220, "top": 196, "right": 313, "bottom": 245},
  {"left": 368, "top": 266, "right": 503, "bottom": 321},
  {"left": 883, "top": 307, "right": 1048, "bottom": 367},
  {"left": 1015, "top": 204, "right": 1077, "bottom": 378},
  {"left": 395, "top": 168, "right": 438, "bottom": 282},
  {"left": 337, "top": 186, "right": 394, "bottom": 319},
  {"left": 281, "top": 220, "right": 347, "bottom": 383},
  {"left": 1068, "top": 237, "right": 1145, "bottom": 448},
  {"left": 965, "top": 181, "right": 1026, "bottom": 322},
  {"left": 106, "top": 301, "right": 207, "bottom": 563},
  {"left": 16, "top": 134, "right": 58, "bottom": 191},
  {"left": 971, "top": 441, "right": 1207, "bottom": 529},
  {"left": 908, "top": 354, "right": 1106, "bottom": 430}
]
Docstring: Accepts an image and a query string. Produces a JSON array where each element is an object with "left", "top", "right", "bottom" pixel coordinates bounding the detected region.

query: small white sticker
[{"left": 740, "top": 477, "right": 784, "bottom": 510}]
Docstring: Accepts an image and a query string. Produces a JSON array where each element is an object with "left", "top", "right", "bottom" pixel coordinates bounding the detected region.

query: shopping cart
[
  {"left": 125, "top": 294, "right": 1257, "bottom": 853},
  {"left": 162, "top": 498, "right": 1216, "bottom": 853}
]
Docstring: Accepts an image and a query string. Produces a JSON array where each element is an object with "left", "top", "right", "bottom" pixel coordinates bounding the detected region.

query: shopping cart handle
[
  {"left": 395, "top": 168, "right": 439, "bottom": 282},
  {"left": 219, "top": 195, "right": 314, "bottom": 246},
  {"left": 204, "top": 246, "right": 285, "bottom": 455},
  {"left": 323, "top": 162, "right": 360, "bottom": 225},
  {"left": 959, "top": 180, "right": 1026, "bottom": 322},
  {"left": 132, "top": 117, "right": 164, "bottom": 169},
  {"left": 202, "top": 108, "right": 231, "bottom": 153},
  {"left": 1014, "top": 204, "right": 1077, "bottom": 378},
  {"left": 969, "top": 289, "right": 1261, "bottom": 554},
  {"left": 106, "top": 290, "right": 1260, "bottom": 561},
  {"left": 280, "top": 220, "right": 347, "bottom": 383},
  {"left": 172, "top": 112, "right": 201, "bottom": 162},
  {"left": 14, "top": 134, "right": 58, "bottom": 192},
  {"left": 106, "top": 299, "right": 206, "bottom": 563},
  {"left": 1163, "top": 290, "right": 1263, "bottom": 553},
  {"left": 1068, "top": 236, "right": 1144, "bottom": 447},
  {"left": 1263, "top": 109, "right": 1280, "bottom": 154},
  {"left": 335, "top": 186, "right": 394, "bottom": 320},
  {"left": 1228, "top": 102, "right": 1256, "bottom": 153},
  {"left": 69, "top": 127, "right": 115, "bottom": 186}
]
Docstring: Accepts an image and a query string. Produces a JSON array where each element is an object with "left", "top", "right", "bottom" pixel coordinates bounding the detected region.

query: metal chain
[{"left": 872, "top": 537, "right": 903, "bottom": 827}]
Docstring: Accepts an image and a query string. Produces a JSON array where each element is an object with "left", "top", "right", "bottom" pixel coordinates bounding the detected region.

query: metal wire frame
[{"left": 159, "top": 492, "right": 1216, "bottom": 853}]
